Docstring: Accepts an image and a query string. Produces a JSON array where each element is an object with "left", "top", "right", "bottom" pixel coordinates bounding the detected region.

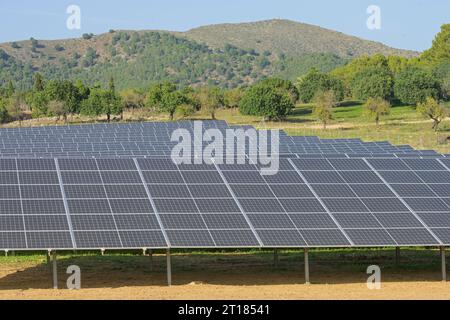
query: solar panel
[{"left": 0, "top": 118, "right": 449, "bottom": 250}]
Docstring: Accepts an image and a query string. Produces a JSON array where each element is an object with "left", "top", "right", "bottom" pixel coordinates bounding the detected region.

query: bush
[
  {"left": 82, "top": 33, "right": 94, "bottom": 40},
  {"left": 240, "top": 83, "right": 294, "bottom": 120}
]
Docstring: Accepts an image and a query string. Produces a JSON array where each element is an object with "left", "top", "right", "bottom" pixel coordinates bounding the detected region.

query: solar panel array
[
  {"left": 0, "top": 121, "right": 449, "bottom": 250},
  {"left": 0, "top": 121, "right": 446, "bottom": 158},
  {"left": 1, "top": 156, "right": 449, "bottom": 250}
]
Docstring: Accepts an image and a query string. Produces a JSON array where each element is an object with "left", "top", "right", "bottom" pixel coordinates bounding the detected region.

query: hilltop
[
  {"left": 0, "top": 19, "right": 417, "bottom": 90},
  {"left": 181, "top": 19, "right": 417, "bottom": 58}
]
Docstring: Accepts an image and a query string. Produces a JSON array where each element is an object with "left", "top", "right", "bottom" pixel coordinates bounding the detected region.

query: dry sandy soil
[{"left": 0, "top": 251, "right": 448, "bottom": 300}]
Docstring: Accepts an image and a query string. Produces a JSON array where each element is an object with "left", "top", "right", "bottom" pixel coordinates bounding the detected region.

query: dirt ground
[{"left": 0, "top": 251, "right": 448, "bottom": 300}]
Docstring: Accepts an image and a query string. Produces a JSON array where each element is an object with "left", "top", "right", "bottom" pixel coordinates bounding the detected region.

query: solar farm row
[
  {"left": 0, "top": 157, "right": 449, "bottom": 251},
  {"left": 0, "top": 121, "right": 445, "bottom": 158}
]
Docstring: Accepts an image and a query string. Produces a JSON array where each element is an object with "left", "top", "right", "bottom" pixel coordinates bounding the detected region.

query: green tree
[
  {"left": 75, "top": 80, "right": 90, "bottom": 101},
  {"left": 33, "top": 73, "right": 45, "bottom": 92},
  {"left": 312, "top": 90, "right": 336, "bottom": 129},
  {"left": 259, "top": 78, "right": 299, "bottom": 103},
  {"left": 240, "top": 83, "right": 294, "bottom": 121},
  {"left": 224, "top": 88, "right": 244, "bottom": 109},
  {"left": 432, "top": 61, "right": 450, "bottom": 100},
  {"left": 6, "top": 93, "right": 28, "bottom": 126},
  {"left": 44, "top": 80, "right": 81, "bottom": 120},
  {"left": 6, "top": 80, "right": 15, "bottom": 98},
  {"left": 197, "top": 87, "right": 224, "bottom": 120},
  {"left": 0, "top": 97, "right": 8, "bottom": 123},
  {"left": 417, "top": 97, "right": 448, "bottom": 131},
  {"left": 394, "top": 66, "right": 441, "bottom": 105},
  {"left": 421, "top": 24, "right": 450, "bottom": 64},
  {"left": 29, "top": 91, "right": 49, "bottom": 118},
  {"left": 331, "top": 54, "right": 390, "bottom": 89},
  {"left": 80, "top": 88, "right": 107, "bottom": 118},
  {"left": 363, "top": 97, "right": 391, "bottom": 127},
  {"left": 104, "top": 77, "right": 123, "bottom": 122},
  {"left": 121, "top": 88, "right": 146, "bottom": 111},
  {"left": 297, "top": 69, "right": 344, "bottom": 103},
  {"left": 47, "top": 100, "right": 67, "bottom": 122},
  {"left": 146, "top": 82, "right": 186, "bottom": 120},
  {"left": 351, "top": 66, "right": 393, "bottom": 101}
]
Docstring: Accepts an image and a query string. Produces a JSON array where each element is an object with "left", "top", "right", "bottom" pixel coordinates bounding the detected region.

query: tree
[
  {"left": 6, "top": 80, "right": 15, "bottom": 98},
  {"left": 297, "top": 69, "right": 344, "bottom": 103},
  {"left": 417, "top": 97, "right": 448, "bottom": 131},
  {"left": 104, "top": 77, "right": 123, "bottom": 122},
  {"left": 394, "top": 66, "right": 441, "bottom": 105},
  {"left": 30, "top": 37, "right": 39, "bottom": 52},
  {"left": 47, "top": 100, "right": 67, "bottom": 123},
  {"left": 29, "top": 91, "right": 49, "bottom": 118},
  {"left": 259, "top": 78, "right": 299, "bottom": 104},
  {"left": 121, "top": 88, "right": 146, "bottom": 111},
  {"left": 363, "top": 97, "right": 391, "bottom": 127},
  {"left": 313, "top": 90, "right": 337, "bottom": 129},
  {"left": 0, "top": 97, "right": 7, "bottom": 123},
  {"left": 421, "top": 24, "right": 450, "bottom": 64},
  {"left": 351, "top": 66, "right": 393, "bottom": 101},
  {"left": 331, "top": 54, "right": 391, "bottom": 88},
  {"left": 224, "top": 88, "right": 244, "bottom": 109},
  {"left": 432, "top": 61, "right": 450, "bottom": 101},
  {"left": 33, "top": 73, "right": 45, "bottom": 92},
  {"left": 44, "top": 80, "right": 82, "bottom": 119},
  {"left": 197, "top": 87, "right": 224, "bottom": 120},
  {"left": 240, "top": 83, "right": 294, "bottom": 121},
  {"left": 75, "top": 80, "right": 90, "bottom": 101},
  {"left": 6, "top": 93, "right": 28, "bottom": 126},
  {"left": 146, "top": 82, "right": 186, "bottom": 120},
  {"left": 83, "top": 48, "right": 98, "bottom": 67},
  {"left": 82, "top": 33, "right": 94, "bottom": 40}
]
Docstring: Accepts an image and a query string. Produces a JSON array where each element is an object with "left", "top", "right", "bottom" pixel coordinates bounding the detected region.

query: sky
[{"left": 0, "top": 0, "right": 448, "bottom": 52}]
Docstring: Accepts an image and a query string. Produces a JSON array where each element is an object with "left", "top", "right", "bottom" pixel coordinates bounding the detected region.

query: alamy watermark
[
  {"left": 367, "top": 5, "right": 381, "bottom": 30},
  {"left": 171, "top": 121, "right": 280, "bottom": 175},
  {"left": 67, "top": 5, "right": 81, "bottom": 30},
  {"left": 66, "top": 265, "right": 81, "bottom": 290},
  {"left": 367, "top": 265, "right": 381, "bottom": 290}
]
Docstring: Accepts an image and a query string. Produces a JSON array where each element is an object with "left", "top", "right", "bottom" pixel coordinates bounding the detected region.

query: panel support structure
[
  {"left": 274, "top": 249, "right": 279, "bottom": 268},
  {"left": 167, "top": 249, "right": 172, "bottom": 287},
  {"left": 304, "top": 248, "right": 310, "bottom": 285},
  {"left": 52, "top": 251, "right": 58, "bottom": 290},
  {"left": 395, "top": 247, "right": 400, "bottom": 265},
  {"left": 54, "top": 159, "right": 77, "bottom": 249},
  {"left": 149, "top": 249, "right": 153, "bottom": 272},
  {"left": 441, "top": 247, "right": 446, "bottom": 282}
]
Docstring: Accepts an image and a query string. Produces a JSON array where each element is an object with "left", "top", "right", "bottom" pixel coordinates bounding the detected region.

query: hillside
[
  {"left": 182, "top": 19, "right": 418, "bottom": 58},
  {"left": 0, "top": 19, "right": 417, "bottom": 90}
]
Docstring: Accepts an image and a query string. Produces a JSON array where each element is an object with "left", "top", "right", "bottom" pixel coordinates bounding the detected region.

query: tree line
[{"left": 0, "top": 24, "right": 448, "bottom": 131}]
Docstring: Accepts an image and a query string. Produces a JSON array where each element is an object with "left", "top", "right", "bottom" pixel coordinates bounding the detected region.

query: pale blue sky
[{"left": 0, "top": 0, "right": 448, "bottom": 51}]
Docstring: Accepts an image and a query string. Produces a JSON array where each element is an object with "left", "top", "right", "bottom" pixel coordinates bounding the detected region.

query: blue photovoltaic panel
[{"left": 0, "top": 119, "right": 449, "bottom": 249}]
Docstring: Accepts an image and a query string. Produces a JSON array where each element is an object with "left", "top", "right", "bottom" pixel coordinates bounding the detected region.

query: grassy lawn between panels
[{"left": 0, "top": 248, "right": 448, "bottom": 299}]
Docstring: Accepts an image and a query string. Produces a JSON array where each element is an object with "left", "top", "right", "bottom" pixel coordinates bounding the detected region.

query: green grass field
[
  {"left": 209, "top": 101, "right": 450, "bottom": 154},
  {"left": 0, "top": 248, "right": 444, "bottom": 277}
]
